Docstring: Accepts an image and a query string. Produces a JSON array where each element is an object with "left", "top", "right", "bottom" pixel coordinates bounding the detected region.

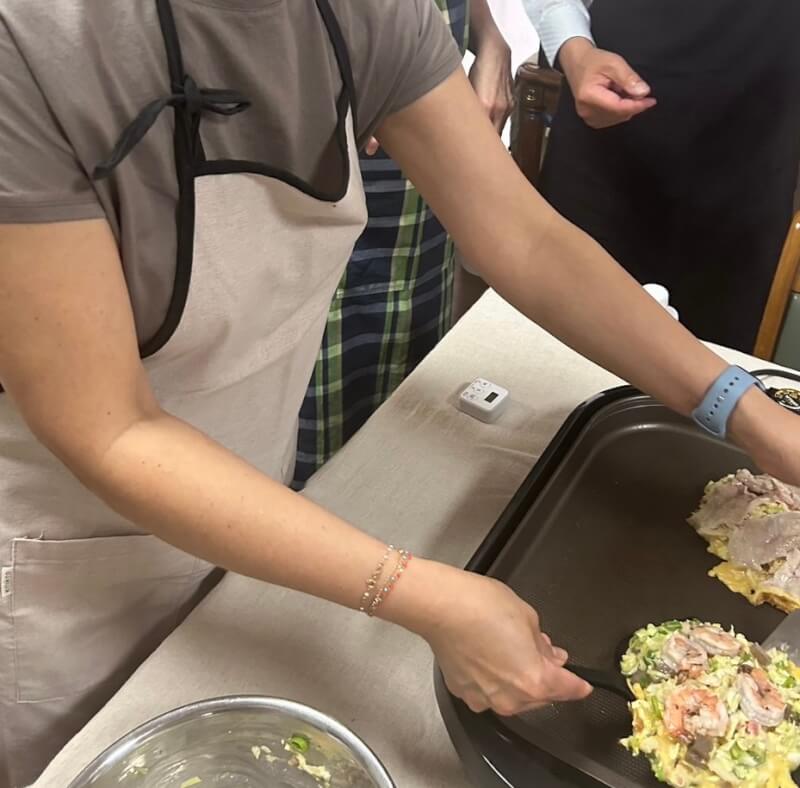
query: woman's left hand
[{"left": 731, "top": 388, "right": 800, "bottom": 488}]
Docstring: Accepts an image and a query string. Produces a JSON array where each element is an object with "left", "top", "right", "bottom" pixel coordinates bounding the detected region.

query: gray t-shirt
[{"left": 0, "top": 0, "right": 461, "bottom": 344}]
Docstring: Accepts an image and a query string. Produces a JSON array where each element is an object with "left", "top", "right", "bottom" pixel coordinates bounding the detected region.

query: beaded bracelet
[
  {"left": 366, "top": 549, "right": 412, "bottom": 618},
  {"left": 359, "top": 545, "right": 394, "bottom": 613}
]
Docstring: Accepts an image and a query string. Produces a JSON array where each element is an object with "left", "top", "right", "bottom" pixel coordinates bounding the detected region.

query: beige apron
[{"left": 0, "top": 1, "right": 367, "bottom": 784}]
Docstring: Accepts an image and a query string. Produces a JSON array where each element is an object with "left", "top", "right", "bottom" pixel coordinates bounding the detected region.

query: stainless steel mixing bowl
[{"left": 66, "top": 696, "right": 395, "bottom": 788}]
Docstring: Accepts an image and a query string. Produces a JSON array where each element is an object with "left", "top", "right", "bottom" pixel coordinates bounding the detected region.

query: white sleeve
[{"left": 520, "top": 0, "right": 594, "bottom": 66}]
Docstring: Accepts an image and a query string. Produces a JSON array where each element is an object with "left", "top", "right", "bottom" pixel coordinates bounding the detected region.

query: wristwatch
[{"left": 691, "top": 366, "right": 766, "bottom": 440}]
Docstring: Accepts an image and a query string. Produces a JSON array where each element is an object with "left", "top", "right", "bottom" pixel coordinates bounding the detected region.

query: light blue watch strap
[{"left": 692, "top": 366, "right": 765, "bottom": 439}]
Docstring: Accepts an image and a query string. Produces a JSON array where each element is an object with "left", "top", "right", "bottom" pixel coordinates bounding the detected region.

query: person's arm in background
[
  {"left": 466, "top": 0, "right": 514, "bottom": 132},
  {"left": 521, "top": 0, "right": 656, "bottom": 128}
]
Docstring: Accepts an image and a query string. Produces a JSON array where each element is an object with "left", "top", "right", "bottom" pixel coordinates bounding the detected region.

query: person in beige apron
[
  {"left": 3, "top": 2, "right": 800, "bottom": 787},
  {"left": 0, "top": 1, "right": 368, "bottom": 783}
]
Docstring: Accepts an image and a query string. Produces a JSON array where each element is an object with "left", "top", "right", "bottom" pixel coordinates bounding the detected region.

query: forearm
[
  {"left": 494, "top": 209, "right": 726, "bottom": 415},
  {"left": 378, "top": 71, "right": 777, "bottom": 445},
  {"left": 469, "top": 202, "right": 779, "bottom": 452},
  {"left": 468, "top": 0, "right": 505, "bottom": 52},
  {"left": 67, "top": 410, "right": 431, "bottom": 621},
  {"left": 0, "top": 218, "right": 448, "bottom": 639}
]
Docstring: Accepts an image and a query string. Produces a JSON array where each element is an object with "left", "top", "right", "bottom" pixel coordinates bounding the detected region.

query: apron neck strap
[
  {"left": 315, "top": 0, "right": 359, "bottom": 135},
  {"left": 93, "top": 0, "right": 250, "bottom": 179},
  {"left": 92, "top": 0, "right": 357, "bottom": 180},
  {"left": 156, "top": 0, "right": 188, "bottom": 90}
]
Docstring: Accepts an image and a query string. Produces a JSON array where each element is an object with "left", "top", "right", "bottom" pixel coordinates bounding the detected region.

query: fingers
[
  {"left": 483, "top": 91, "right": 513, "bottom": 133},
  {"left": 544, "top": 663, "right": 594, "bottom": 703},
  {"left": 570, "top": 48, "right": 656, "bottom": 128},
  {"left": 497, "top": 81, "right": 515, "bottom": 131},
  {"left": 491, "top": 109, "right": 505, "bottom": 133},
  {"left": 364, "top": 137, "right": 380, "bottom": 156},
  {"left": 455, "top": 664, "right": 590, "bottom": 717},
  {"left": 587, "top": 85, "right": 654, "bottom": 114},
  {"left": 469, "top": 56, "right": 514, "bottom": 133},
  {"left": 480, "top": 664, "right": 592, "bottom": 717},
  {"left": 438, "top": 579, "right": 590, "bottom": 719},
  {"left": 577, "top": 85, "right": 657, "bottom": 128},
  {"left": 538, "top": 632, "right": 569, "bottom": 666},
  {"left": 620, "top": 97, "right": 658, "bottom": 115},
  {"left": 599, "top": 53, "right": 650, "bottom": 98}
]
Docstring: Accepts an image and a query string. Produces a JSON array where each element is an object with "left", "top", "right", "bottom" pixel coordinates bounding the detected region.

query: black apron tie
[{"left": 93, "top": 75, "right": 250, "bottom": 180}]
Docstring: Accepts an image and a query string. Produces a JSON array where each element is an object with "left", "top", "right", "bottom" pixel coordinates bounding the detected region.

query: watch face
[{"left": 769, "top": 387, "right": 800, "bottom": 412}]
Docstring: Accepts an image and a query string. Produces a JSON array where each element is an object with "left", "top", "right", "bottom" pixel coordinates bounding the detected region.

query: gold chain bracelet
[
  {"left": 359, "top": 545, "right": 395, "bottom": 613},
  {"left": 366, "top": 549, "right": 411, "bottom": 617}
]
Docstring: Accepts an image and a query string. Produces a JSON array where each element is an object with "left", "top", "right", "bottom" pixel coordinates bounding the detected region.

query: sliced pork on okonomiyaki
[{"left": 689, "top": 471, "right": 800, "bottom": 612}]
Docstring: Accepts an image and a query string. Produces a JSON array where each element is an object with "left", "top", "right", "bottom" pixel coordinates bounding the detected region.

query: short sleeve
[
  {"left": 0, "top": 16, "right": 103, "bottom": 224},
  {"left": 386, "top": 0, "right": 463, "bottom": 115},
  {"left": 344, "top": 0, "right": 464, "bottom": 144}
]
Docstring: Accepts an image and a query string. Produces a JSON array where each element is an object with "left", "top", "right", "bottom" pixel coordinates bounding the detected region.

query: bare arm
[
  {"left": 376, "top": 69, "right": 797, "bottom": 478},
  {"left": 0, "top": 218, "right": 590, "bottom": 714},
  {"left": 0, "top": 220, "right": 406, "bottom": 609}
]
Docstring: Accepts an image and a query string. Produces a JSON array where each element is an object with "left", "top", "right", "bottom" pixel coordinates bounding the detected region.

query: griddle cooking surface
[{"left": 474, "top": 392, "right": 787, "bottom": 786}]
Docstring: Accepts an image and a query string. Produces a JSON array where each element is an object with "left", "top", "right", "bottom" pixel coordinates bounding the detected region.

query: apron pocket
[{"left": 10, "top": 534, "right": 211, "bottom": 703}]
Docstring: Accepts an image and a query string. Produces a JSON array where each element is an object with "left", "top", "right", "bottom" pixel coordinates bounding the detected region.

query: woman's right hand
[{"left": 383, "top": 560, "right": 592, "bottom": 715}]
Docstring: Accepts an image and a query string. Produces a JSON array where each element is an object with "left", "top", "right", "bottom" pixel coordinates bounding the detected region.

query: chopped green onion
[
  {"left": 649, "top": 696, "right": 662, "bottom": 719},
  {"left": 288, "top": 734, "right": 310, "bottom": 754}
]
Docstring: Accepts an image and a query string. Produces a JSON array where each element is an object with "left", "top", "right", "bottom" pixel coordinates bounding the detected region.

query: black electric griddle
[{"left": 436, "top": 385, "right": 797, "bottom": 788}]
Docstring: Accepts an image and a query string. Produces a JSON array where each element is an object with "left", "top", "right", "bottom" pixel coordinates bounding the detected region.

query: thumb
[{"left": 601, "top": 54, "right": 650, "bottom": 98}]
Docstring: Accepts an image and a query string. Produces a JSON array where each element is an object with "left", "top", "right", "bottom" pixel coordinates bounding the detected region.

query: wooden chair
[
  {"left": 754, "top": 213, "right": 800, "bottom": 362},
  {"left": 510, "top": 59, "right": 562, "bottom": 187},
  {"left": 510, "top": 61, "right": 800, "bottom": 361}
]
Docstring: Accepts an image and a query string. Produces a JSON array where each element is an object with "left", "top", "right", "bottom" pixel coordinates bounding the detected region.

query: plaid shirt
[{"left": 293, "top": 0, "right": 469, "bottom": 487}]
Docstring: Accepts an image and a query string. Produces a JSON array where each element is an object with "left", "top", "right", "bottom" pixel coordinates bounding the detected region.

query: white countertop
[{"left": 34, "top": 291, "right": 767, "bottom": 787}]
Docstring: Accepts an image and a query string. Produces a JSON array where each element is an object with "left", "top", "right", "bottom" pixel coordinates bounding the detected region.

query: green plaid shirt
[{"left": 293, "top": 0, "right": 470, "bottom": 487}]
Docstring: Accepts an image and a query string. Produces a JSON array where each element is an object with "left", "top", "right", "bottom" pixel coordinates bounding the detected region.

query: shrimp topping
[
  {"left": 662, "top": 633, "right": 709, "bottom": 676},
  {"left": 737, "top": 668, "right": 786, "bottom": 728},
  {"left": 664, "top": 685, "right": 729, "bottom": 743},
  {"left": 688, "top": 626, "right": 741, "bottom": 657}
]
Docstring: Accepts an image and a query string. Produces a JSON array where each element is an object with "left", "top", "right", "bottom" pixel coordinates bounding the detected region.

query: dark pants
[{"left": 539, "top": 0, "right": 800, "bottom": 352}]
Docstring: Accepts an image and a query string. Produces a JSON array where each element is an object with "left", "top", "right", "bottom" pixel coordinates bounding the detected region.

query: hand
[
  {"left": 468, "top": 32, "right": 514, "bottom": 133},
  {"left": 385, "top": 560, "right": 591, "bottom": 715},
  {"left": 558, "top": 37, "right": 657, "bottom": 129},
  {"left": 431, "top": 570, "right": 592, "bottom": 715},
  {"left": 364, "top": 137, "right": 380, "bottom": 156},
  {"left": 731, "top": 388, "right": 800, "bottom": 488}
]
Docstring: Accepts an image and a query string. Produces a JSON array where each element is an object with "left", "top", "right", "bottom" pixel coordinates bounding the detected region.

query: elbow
[
  {"left": 10, "top": 387, "right": 162, "bottom": 487},
  {"left": 38, "top": 412, "right": 153, "bottom": 488}
]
